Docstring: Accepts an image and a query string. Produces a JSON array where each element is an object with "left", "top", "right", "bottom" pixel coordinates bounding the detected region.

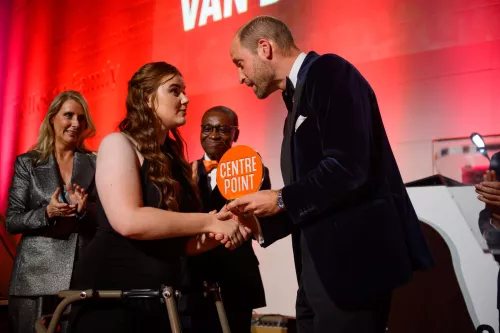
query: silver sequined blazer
[{"left": 5, "top": 150, "right": 97, "bottom": 296}]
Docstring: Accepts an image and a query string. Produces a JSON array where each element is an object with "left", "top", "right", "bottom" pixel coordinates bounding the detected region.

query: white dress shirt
[
  {"left": 289, "top": 52, "right": 307, "bottom": 88},
  {"left": 255, "top": 52, "right": 308, "bottom": 245},
  {"left": 204, "top": 153, "right": 217, "bottom": 190}
]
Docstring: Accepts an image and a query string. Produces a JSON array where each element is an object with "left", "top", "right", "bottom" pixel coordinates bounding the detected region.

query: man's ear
[
  {"left": 233, "top": 128, "right": 240, "bottom": 143},
  {"left": 257, "top": 39, "right": 273, "bottom": 60}
]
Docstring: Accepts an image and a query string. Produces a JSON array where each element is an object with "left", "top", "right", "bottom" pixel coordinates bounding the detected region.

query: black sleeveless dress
[{"left": 68, "top": 159, "right": 198, "bottom": 332}]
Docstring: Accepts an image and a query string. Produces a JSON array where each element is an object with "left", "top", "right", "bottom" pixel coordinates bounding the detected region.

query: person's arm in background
[
  {"left": 476, "top": 152, "right": 500, "bottom": 262},
  {"left": 477, "top": 152, "right": 500, "bottom": 215}
]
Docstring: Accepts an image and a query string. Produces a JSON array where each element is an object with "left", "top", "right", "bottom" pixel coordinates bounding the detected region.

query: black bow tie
[{"left": 282, "top": 77, "right": 295, "bottom": 113}]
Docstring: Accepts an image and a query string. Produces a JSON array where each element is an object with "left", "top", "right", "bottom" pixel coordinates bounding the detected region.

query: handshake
[
  {"left": 202, "top": 189, "right": 283, "bottom": 250},
  {"left": 204, "top": 205, "right": 259, "bottom": 250}
]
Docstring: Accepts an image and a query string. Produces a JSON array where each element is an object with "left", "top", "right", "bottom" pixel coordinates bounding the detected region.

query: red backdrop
[{"left": 1, "top": 0, "right": 500, "bottom": 295}]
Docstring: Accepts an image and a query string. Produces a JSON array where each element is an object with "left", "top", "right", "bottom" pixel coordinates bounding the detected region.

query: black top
[{"left": 73, "top": 159, "right": 197, "bottom": 291}]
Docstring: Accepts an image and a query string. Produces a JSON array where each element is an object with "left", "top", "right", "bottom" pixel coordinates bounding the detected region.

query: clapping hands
[
  {"left": 66, "top": 183, "right": 88, "bottom": 214},
  {"left": 46, "top": 187, "right": 76, "bottom": 219},
  {"left": 45, "top": 183, "right": 88, "bottom": 220}
]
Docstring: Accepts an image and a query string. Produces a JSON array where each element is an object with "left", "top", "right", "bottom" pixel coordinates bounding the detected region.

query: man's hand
[
  {"left": 226, "top": 190, "right": 282, "bottom": 217},
  {"left": 476, "top": 170, "right": 500, "bottom": 213},
  {"left": 219, "top": 205, "right": 258, "bottom": 234}
]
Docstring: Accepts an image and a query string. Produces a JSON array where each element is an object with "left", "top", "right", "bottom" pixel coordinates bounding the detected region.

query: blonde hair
[{"left": 32, "top": 90, "right": 96, "bottom": 164}]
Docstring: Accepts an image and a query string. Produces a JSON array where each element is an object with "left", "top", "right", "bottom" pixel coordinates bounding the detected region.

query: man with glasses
[{"left": 183, "top": 106, "right": 269, "bottom": 333}]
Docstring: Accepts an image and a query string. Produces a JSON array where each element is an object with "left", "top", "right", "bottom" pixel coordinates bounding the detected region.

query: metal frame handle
[{"left": 35, "top": 287, "right": 183, "bottom": 333}]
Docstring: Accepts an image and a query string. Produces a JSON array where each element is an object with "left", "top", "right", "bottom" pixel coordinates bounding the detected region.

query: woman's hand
[
  {"left": 208, "top": 211, "right": 249, "bottom": 249},
  {"left": 67, "top": 183, "right": 88, "bottom": 213},
  {"left": 46, "top": 187, "right": 75, "bottom": 219}
]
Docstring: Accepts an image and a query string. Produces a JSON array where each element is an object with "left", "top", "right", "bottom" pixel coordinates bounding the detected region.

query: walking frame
[{"left": 34, "top": 282, "right": 231, "bottom": 333}]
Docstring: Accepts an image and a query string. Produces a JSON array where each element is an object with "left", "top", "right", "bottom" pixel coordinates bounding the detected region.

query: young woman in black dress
[{"left": 68, "top": 62, "right": 250, "bottom": 332}]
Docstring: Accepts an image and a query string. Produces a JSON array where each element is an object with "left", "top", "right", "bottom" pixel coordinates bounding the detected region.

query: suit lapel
[
  {"left": 209, "top": 185, "right": 228, "bottom": 213},
  {"left": 280, "top": 51, "right": 320, "bottom": 186},
  {"left": 33, "top": 153, "right": 62, "bottom": 200},
  {"left": 196, "top": 158, "right": 229, "bottom": 212},
  {"left": 211, "top": 185, "right": 221, "bottom": 199},
  {"left": 288, "top": 82, "right": 305, "bottom": 144},
  {"left": 71, "top": 152, "right": 95, "bottom": 192},
  {"left": 196, "top": 159, "right": 212, "bottom": 211},
  {"left": 197, "top": 158, "right": 210, "bottom": 192},
  {"left": 281, "top": 82, "right": 305, "bottom": 186}
]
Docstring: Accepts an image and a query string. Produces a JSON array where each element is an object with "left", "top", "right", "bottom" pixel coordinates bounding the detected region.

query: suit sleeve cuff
[
  {"left": 41, "top": 206, "right": 55, "bottom": 228},
  {"left": 281, "top": 183, "right": 319, "bottom": 224}
]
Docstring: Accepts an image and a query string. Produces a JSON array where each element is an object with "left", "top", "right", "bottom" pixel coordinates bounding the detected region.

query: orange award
[{"left": 216, "top": 145, "right": 264, "bottom": 200}]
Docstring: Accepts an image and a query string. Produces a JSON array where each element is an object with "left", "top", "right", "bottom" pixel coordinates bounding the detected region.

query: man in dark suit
[
  {"left": 227, "top": 16, "right": 435, "bottom": 333},
  {"left": 185, "top": 106, "right": 268, "bottom": 333}
]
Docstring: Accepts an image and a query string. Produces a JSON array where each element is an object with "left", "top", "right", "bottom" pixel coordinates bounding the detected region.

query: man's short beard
[{"left": 252, "top": 59, "right": 275, "bottom": 99}]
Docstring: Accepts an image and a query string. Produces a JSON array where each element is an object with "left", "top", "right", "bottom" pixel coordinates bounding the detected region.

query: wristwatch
[{"left": 276, "top": 189, "right": 285, "bottom": 211}]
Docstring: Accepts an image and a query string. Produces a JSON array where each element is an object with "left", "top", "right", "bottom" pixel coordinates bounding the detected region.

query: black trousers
[{"left": 296, "top": 234, "right": 391, "bottom": 333}]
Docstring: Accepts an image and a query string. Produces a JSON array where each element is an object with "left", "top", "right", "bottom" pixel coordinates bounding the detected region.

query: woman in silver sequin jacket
[{"left": 5, "top": 90, "right": 97, "bottom": 333}]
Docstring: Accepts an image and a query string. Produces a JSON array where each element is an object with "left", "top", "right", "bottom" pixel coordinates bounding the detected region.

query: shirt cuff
[
  {"left": 491, "top": 217, "right": 500, "bottom": 230},
  {"left": 252, "top": 215, "right": 265, "bottom": 245}
]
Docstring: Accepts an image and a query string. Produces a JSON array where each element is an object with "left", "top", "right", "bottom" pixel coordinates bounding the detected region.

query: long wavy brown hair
[{"left": 119, "top": 62, "right": 200, "bottom": 212}]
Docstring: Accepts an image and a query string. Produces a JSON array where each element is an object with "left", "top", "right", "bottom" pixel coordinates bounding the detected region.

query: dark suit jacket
[
  {"left": 260, "top": 52, "right": 435, "bottom": 310},
  {"left": 5, "top": 150, "right": 97, "bottom": 296},
  {"left": 184, "top": 158, "right": 268, "bottom": 310}
]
